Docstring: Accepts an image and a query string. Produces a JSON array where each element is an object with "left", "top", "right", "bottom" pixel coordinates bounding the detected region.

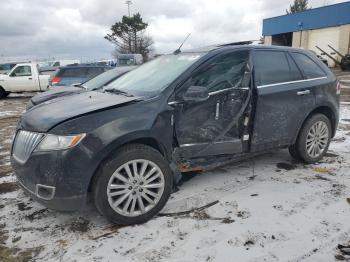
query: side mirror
[
  {"left": 10, "top": 72, "right": 16, "bottom": 77},
  {"left": 183, "top": 86, "right": 209, "bottom": 103}
]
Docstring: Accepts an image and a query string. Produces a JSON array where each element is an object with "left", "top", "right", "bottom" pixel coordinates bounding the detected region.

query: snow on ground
[{"left": 1, "top": 99, "right": 350, "bottom": 261}]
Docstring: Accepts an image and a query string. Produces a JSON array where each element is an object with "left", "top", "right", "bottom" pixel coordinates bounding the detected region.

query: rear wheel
[
  {"left": 289, "top": 114, "right": 331, "bottom": 163},
  {"left": 93, "top": 144, "right": 173, "bottom": 225},
  {"left": 288, "top": 144, "right": 301, "bottom": 161}
]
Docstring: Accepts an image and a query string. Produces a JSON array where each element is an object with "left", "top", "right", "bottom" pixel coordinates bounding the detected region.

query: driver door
[
  {"left": 173, "top": 49, "right": 252, "bottom": 159},
  {"left": 7, "top": 65, "right": 37, "bottom": 91}
]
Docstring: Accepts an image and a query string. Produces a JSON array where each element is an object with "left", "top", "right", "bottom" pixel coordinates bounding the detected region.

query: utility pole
[
  {"left": 298, "top": 22, "right": 303, "bottom": 48},
  {"left": 125, "top": 1, "right": 133, "bottom": 53},
  {"left": 125, "top": 1, "right": 132, "bottom": 17}
]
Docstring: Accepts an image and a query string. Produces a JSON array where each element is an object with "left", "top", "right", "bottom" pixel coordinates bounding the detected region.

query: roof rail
[{"left": 218, "top": 40, "right": 262, "bottom": 47}]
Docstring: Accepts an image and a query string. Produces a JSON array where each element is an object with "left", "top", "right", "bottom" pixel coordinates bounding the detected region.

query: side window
[
  {"left": 286, "top": 53, "right": 303, "bottom": 81},
  {"left": 11, "top": 66, "right": 32, "bottom": 77},
  {"left": 254, "top": 50, "right": 303, "bottom": 86},
  {"left": 184, "top": 50, "right": 250, "bottom": 93},
  {"left": 291, "top": 52, "right": 326, "bottom": 79}
]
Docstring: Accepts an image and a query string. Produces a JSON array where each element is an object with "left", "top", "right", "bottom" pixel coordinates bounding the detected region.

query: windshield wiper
[
  {"left": 103, "top": 88, "right": 134, "bottom": 97},
  {"left": 72, "top": 84, "right": 86, "bottom": 89}
]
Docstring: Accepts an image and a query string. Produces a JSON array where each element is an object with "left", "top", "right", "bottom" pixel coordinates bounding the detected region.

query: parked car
[
  {"left": 27, "top": 66, "right": 136, "bottom": 110},
  {"left": 49, "top": 60, "right": 80, "bottom": 67},
  {"left": 0, "top": 63, "right": 17, "bottom": 74},
  {"left": 11, "top": 44, "right": 340, "bottom": 225},
  {"left": 96, "top": 59, "right": 118, "bottom": 67},
  {"left": 49, "top": 65, "right": 112, "bottom": 87},
  {"left": 117, "top": 54, "right": 143, "bottom": 66},
  {"left": 0, "top": 63, "right": 51, "bottom": 98}
]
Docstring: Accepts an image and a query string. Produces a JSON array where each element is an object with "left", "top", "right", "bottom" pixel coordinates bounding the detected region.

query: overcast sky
[{"left": 0, "top": 0, "right": 347, "bottom": 61}]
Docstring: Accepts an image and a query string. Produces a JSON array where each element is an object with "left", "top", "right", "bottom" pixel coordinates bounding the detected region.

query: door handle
[
  {"left": 28, "top": 77, "right": 32, "bottom": 80},
  {"left": 168, "top": 101, "right": 183, "bottom": 106},
  {"left": 297, "top": 90, "right": 310, "bottom": 96},
  {"left": 215, "top": 101, "right": 220, "bottom": 120}
]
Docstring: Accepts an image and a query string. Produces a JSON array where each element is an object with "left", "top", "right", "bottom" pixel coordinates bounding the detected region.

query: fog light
[{"left": 35, "top": 184, "right": 55, "bottom": 200}]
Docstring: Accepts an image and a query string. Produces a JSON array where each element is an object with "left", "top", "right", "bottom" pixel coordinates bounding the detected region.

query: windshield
[
  {"left": 104, "top": 53, "right": 204, "bottom": 97},
  {"left": 82, "top": 67, "right": 135, "bottom": 90}
]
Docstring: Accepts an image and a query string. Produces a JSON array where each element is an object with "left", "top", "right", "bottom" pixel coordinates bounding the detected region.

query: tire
[
  {"left": 93, "top": 144, "right": 173, "bottom": 225},
  {"left": 290, "top": 114, "right": 331, "bottom": 164},
  {"left": 0, "top": 87, "right": 6, "bottom": 99},
  {"left": 288, "top": 144, "right": 302, "bottom": 161}
]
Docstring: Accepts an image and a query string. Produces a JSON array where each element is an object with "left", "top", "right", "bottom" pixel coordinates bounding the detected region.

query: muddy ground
[{"left": 1, "top": 71, "right": 350, "bottom": 261}]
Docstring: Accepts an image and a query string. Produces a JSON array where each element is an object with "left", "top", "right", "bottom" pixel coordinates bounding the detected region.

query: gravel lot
[{"left": 1, "top": 71, "right": 350, "bottom": 261}]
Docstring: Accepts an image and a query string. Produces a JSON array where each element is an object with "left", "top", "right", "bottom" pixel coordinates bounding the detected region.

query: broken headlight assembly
[{"left": 35, "top": 134, "right": 86, "bottom": 151}]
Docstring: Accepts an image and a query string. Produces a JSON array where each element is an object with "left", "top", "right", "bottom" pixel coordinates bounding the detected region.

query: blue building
[{"left": 262, "top": 1, "right": 350, "bottom": 67}]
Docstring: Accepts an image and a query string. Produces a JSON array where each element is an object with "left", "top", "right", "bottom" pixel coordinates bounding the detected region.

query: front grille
[{"left": 12, "top": 130, "right": 44, "bottom": 163}]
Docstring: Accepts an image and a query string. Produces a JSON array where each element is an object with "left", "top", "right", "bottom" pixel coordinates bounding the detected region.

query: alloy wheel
[
  {"left": 305, "top": 120, "right": 329, "bottom": 158},
  {"left": 107, "top": 159, "right": 165, "bottom": 217}
]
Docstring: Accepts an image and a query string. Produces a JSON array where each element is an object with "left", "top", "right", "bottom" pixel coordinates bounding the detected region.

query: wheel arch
[
  {"left": 293, "top": 105, "right": 337, "bottom": 144},
  {"left": 87, "top": 136, "right": 169, "bottom": 192},
  {"left": 0, "top": 84, "right": 10, "bottom": 92},
  {"left": 0, "top": 86, "right": 9, "bottom": 98}
]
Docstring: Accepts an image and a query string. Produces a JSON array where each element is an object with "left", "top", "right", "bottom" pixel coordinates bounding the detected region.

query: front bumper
[
  {"left": 17, "top": 178, "right": 86, "bottom": 211},
  {"left": 11, "top": 140, "right": 96, "bottom": 211}
]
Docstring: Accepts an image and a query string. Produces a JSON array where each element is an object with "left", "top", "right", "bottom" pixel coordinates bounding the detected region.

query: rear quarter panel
[{"left": 38, "top": 75, "right": 50, "bottom": 91}]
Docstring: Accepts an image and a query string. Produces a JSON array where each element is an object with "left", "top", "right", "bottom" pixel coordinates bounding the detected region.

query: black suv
[{"left": 11, "top": 45, "right": 340, "bottom": 225}]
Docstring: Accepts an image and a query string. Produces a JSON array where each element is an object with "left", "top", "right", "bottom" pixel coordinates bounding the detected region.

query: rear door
[
  {"left": 174, "top": 49, "right": 252, "bottom": 159},
  {"left": 251, "top": 49, "right": 315, "bottom": 151},
  {"left": 290, "top": 51, "right": 330, "bottom": 112}
]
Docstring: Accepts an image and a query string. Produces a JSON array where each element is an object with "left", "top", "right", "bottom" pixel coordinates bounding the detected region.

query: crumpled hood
[
  {"left": 29, "top": 86, "right": 84, "bottom": 107},
  {"left": 21, "top": 91, "right": 140, "bottom": 132}
]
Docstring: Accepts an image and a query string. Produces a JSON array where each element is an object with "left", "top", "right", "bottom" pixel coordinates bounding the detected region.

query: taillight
[
  {"left": 336, "top": 81, "right": 341, "bottom": 95},
  {"left": 51, "top": 76, "right": 61, "bottom": 85}
]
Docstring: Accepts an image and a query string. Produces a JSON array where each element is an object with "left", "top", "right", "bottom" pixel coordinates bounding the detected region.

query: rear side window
[
  {"left": 291, "top": 52, "right": 326, "bottom": 79},
  {"left": 57, "top": 68, "right": 87, "bottom": 77},
  {"left": 86, "top": 67, "right": 106, "bottom": 78},
  {"left": 254, "top": 50, "right": 303, "bottom": 86}
]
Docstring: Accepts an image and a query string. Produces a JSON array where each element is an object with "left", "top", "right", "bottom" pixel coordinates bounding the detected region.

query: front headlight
[{"left": 35, "top": 134, "right": 85, "bottom": 151}]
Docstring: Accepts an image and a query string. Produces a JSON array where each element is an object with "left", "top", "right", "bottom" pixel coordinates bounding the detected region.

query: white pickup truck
[{"left": 0, "top": 63, "right": 51, "bottom": 98}]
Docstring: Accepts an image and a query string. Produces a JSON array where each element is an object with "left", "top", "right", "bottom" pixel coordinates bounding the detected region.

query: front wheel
[
  {"left": 0, "top": 87, "right": 7, "bottom": 99},
  {"left": 93, "top": 144, "right": 173, "bottom": 225},
  {"left": 289, "top": 114, "right": 331, "bottom": 164}
]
